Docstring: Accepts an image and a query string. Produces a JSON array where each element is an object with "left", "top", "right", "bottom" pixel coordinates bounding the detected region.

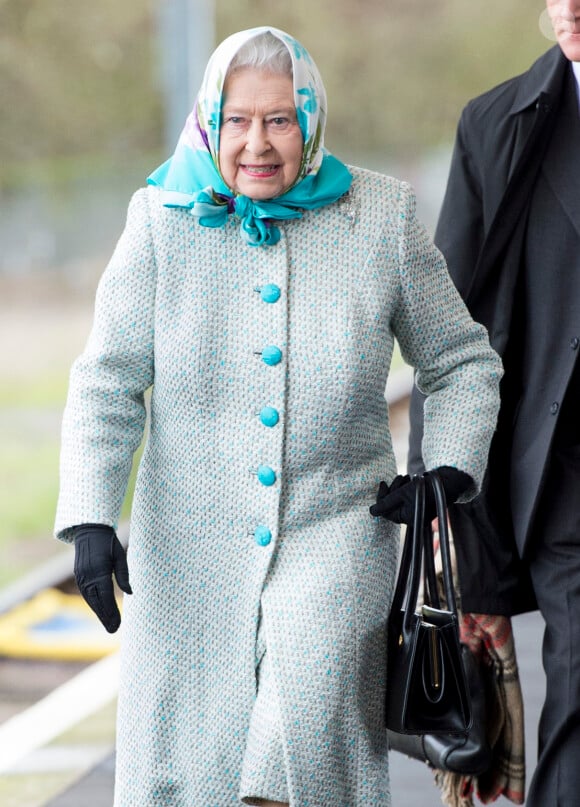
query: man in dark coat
[{"left": 408, "top": 2, "right": 580, "bottom": 803}]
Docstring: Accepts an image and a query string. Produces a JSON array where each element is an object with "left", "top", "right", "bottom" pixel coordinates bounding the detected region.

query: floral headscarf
[{"left": 147, "top": 26, "right": 352, "bottom": 246}]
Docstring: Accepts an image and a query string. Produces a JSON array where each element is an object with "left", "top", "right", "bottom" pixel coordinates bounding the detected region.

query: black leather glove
[
  {"left": 369, "top": 466, "right": 472, "bottom": 525},
  {"left": 73, "top": 524, "right": 132, "bottom": 633}
]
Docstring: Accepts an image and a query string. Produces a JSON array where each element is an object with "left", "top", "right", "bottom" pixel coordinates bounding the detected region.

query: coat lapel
[
  {"left": 505, "top": 47, "right": 569, "bottom": 177},
  {"left": 542, "top": 66, "right": 580, "bottom": 239},
  {"left": 465, "top": 48, "right": 569, "bottom": 352},
  {"left": 479, "top": 47, "right": 568, "bottom": 256}
]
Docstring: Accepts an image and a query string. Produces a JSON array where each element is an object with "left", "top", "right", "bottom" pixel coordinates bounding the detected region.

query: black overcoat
[{"left": 409, "top": 46, "right": 580, "bottom": 615}]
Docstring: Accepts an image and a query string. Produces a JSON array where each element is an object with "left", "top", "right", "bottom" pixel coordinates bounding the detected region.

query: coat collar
[
  {"left": 466, "top": 47, "right": 569, "bottom": 350},
  {"left": 542, "top": 65, "right": 580, "bottom": 239},
  {"left": 510, "top": 45, "right": 569, "bottom": 114}
]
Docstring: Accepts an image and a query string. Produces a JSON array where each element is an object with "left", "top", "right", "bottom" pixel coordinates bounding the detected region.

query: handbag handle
[
  {"left": 389, "top": 471, "right": 459, "bottom": 632},
  {"left": 390, "top": 475, "right": 425, "bottom": 634},
  {"left": 424, "top": 470, "right": 458, "bottom": 615}
]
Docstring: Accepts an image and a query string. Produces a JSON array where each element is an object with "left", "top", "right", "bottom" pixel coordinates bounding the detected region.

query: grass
[
  {"left": 0, "top": 375, "right": 69, "bottom": 408},
  {"left": 0, "top": 362, "right": 138, "bottom": 586},
  {"left": 0, "top": 439, "right": 60, "bottom": 544},
  {"left": 0, "top": 370, "right": 66, "bottom": 536}
]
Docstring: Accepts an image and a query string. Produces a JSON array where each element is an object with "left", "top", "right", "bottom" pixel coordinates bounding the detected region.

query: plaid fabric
[{"left": 434, "top": 612, "right": 526, "bottom": 806}]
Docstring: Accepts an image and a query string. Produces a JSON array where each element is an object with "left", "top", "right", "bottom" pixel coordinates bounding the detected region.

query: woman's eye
[{"left": 267, "top": 117, "right": 294, "bottom": 129}]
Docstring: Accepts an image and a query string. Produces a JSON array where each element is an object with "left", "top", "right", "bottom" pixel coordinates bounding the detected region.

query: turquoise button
[
  {"left": 257, "top": 465, "right": 276, "bottom": 486},
  {"left": 259, "top": 406, "right": 280, "bottom": 427},
  {"left": 254, "top": 526, "right": 272, "bottom": 546},
  {"left": 262, "top": 345, "right": 282, "bottom": 366},
  {"left": 260, "top": 284, "right": 281, "bottom": 303}
]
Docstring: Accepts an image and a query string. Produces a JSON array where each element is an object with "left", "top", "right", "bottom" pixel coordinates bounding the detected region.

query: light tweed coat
[{"left": 56, "top": 166, "right": 502, "bottom": 807}]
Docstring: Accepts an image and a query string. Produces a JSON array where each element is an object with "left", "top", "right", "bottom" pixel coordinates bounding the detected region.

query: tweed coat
[{"left": 56, "top": 165, "right": 502, "bottom": 807}]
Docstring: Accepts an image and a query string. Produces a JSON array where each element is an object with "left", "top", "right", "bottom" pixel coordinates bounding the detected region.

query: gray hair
[{"left": 227, "top": 31, "right": 293, "bottom": 77}]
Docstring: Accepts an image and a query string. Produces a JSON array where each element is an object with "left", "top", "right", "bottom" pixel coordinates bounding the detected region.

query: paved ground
[{"left": 45, "top": 752, "right": 116, "bottom": 807}]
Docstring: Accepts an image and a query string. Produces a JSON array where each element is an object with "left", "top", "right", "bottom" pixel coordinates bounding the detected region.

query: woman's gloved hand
[
  {"left": 369, "top": 466, "right": 472, "bottom": 525},
  {"left": 73, "top": 524, "right": 132, "bottom": 633}
]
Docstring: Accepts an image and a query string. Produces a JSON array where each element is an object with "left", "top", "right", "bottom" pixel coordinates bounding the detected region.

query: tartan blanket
[{"left": 434, "top": 612, "right": 526, "bottom": 806}]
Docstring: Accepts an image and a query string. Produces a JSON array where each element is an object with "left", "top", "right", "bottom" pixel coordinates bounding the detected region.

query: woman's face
[{"left": 219, "top": 67, "right": 304, "bottom": 200}]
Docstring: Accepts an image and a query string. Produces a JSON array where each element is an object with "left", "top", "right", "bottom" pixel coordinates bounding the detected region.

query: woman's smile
[{"left": 240, "top": 164, "right": 281, "bottom": 176}]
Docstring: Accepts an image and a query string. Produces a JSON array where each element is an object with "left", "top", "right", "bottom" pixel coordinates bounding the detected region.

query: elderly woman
[{"left": 56, "top": 26, "right": 502, "bottom": 807}]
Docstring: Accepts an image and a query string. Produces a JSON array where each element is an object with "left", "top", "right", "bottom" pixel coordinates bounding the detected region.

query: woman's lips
[{"left": 240, "top": 164, "right": 280, "bottom": 177}]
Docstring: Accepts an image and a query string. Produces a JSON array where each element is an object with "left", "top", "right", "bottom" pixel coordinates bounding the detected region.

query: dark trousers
[{"left": 525, "top": 445, "right": 580, "bottom": 806}]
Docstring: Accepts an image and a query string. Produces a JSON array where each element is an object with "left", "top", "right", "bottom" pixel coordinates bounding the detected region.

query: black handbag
[
  {"left": 386, "top": 471, "right": 471, "bottom": 735},
  {"left": 385, "top": 471, "right": 492, "bottom": 775},
  {"left": 388, "top": 644, "right": 493, "bottom": 775}
]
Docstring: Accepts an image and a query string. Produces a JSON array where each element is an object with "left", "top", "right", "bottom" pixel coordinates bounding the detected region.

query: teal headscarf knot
[
  {"left": 232, "top": 196, "right": 275, "bottom": 246},
  {"left": 191, "top": 189, "right": 228, "bottom": 228},
  {"left": 147, "top": 26, "right": 352, "bottom": 247}
]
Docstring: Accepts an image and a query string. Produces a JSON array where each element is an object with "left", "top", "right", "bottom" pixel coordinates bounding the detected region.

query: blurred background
[{"left": 0, "top": 0, "right": 549, "bottom": 583}]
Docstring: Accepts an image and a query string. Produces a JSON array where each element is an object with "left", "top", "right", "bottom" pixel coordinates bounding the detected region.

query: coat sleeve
[
  {"left": 405, "top": 110, "right": 538, "bottom": 616},
  {"left": 55, "top": 189, "right": 156, "bottom": 542},
  {"left": 408, "top": 107, "right": 487, "bottom": 476},
  {"left": 391, "top": 181, "right": 502, "bottom": 495}
]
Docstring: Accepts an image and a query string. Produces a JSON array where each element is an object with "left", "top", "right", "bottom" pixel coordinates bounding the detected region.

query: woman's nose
[{"left": 245, "top": 121, "right": 270, "bottom": 155}]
